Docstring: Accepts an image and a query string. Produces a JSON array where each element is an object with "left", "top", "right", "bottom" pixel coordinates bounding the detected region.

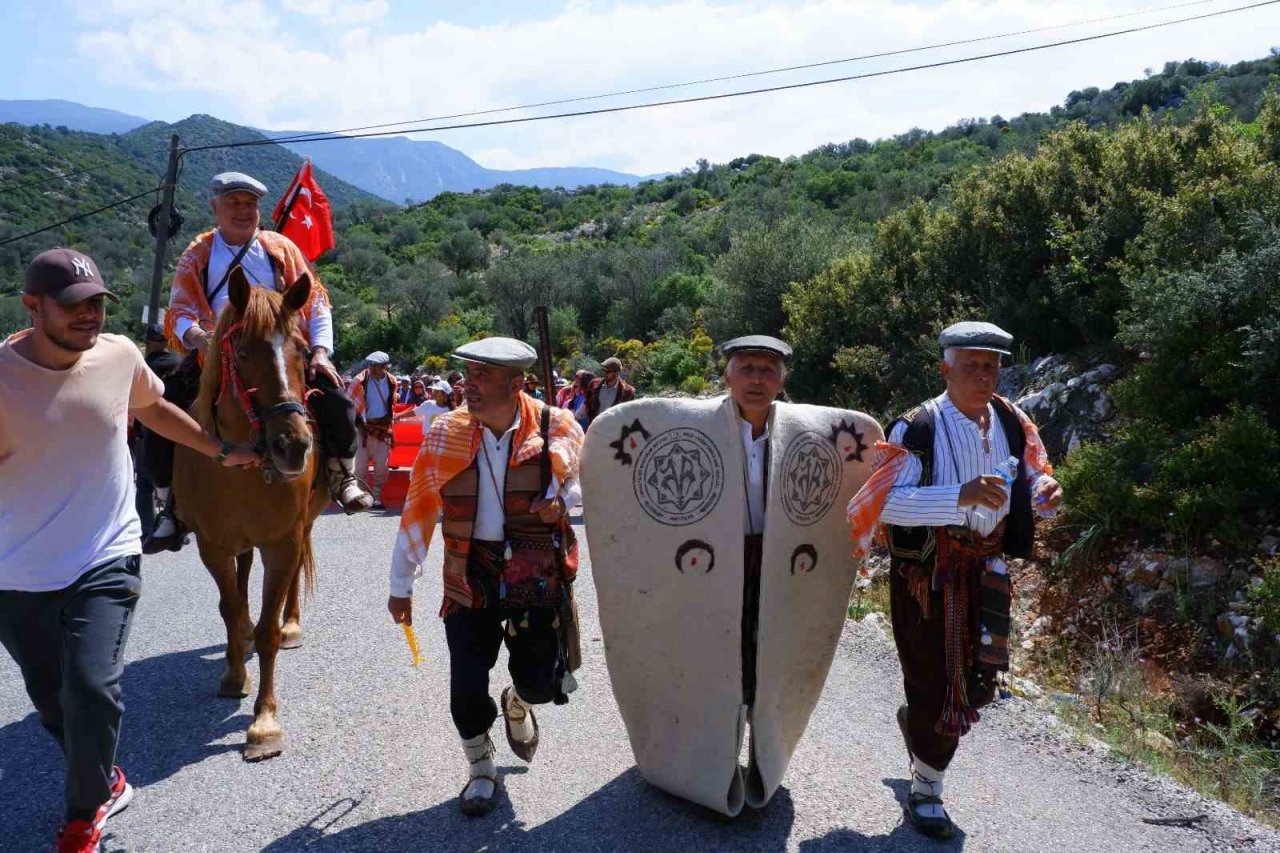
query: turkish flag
[{"left": 272, "top": 161, "right": 335, "bottom": 261}]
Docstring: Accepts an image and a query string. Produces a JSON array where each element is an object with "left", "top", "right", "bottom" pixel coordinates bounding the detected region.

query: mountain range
[{"left": 0, "top": 99, "right": 646, "bottom": 204}]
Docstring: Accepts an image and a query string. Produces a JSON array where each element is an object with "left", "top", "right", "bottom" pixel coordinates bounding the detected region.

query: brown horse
[{"left": 173, "top": 267, "right": 329, "bottom": 761}]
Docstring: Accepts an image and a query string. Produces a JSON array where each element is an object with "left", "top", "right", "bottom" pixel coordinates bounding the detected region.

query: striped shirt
[{"left": 881, "top": 393, "right": 1031, "bottom": 537}]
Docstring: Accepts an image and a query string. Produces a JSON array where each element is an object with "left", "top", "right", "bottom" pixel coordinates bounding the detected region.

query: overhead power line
[
  {"left": 265, "top": 0, "right": 1231, "bottom": 146},
  {"left": 185, "top": 0, "right": 1280, "bottom": 155},
  {"left": 0, "top": 187, "right": 160, "bottom": 247}
]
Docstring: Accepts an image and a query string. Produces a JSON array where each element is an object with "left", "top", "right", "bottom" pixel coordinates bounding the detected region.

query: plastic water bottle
[
  {"left": 971, "top": 456, "right": 1018, "bottom": 536},
  {"left": 1034, "top": 478, "right": 1060, "bottom": 519}
]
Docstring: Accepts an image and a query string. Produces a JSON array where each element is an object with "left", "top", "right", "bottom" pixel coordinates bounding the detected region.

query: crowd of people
[
  {"left": 0, "top": 169, "right": 1063, "bottom": 852},
  {"left": 382, "top": 353, "right": 638, "bottom": 436}
]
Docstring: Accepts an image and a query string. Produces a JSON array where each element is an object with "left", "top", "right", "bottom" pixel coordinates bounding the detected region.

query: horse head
[{"left": 221, "top": 266, "right": 315, "bottom": 479}]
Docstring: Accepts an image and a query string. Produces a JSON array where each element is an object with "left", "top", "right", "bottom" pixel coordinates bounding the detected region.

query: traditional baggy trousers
[
  {"left": 355, "top": 418, "right": 393, "bottom": 500},
  {"left": 0, "top": 555, "right": 141, "bottom": 821},
  {"left": 889, "top": 552, "right": 997, "bottom": 771},
  {"left": 443, "top": 540, "right": 562, "bottom": 740}
]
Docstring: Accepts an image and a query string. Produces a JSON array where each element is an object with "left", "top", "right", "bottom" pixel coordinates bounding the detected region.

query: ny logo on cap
[{"left": 71, "top": 256, "right": 93, "bottom": 278}]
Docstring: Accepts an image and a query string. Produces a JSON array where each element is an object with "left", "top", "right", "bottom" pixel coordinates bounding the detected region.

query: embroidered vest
[
  {"left": 440, "top": 455, "right": 564, "bottom": 610},
  {"left": 885, "top": 395, "right": 1034, "bottom": 572}
]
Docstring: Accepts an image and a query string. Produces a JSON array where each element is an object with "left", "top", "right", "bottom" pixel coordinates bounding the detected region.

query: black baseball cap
[{"left": 23, "top": 248, "right": 118, "bottom": 305}]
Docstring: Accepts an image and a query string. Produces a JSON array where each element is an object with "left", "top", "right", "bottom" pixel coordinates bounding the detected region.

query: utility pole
[{"left": 145, "top": 133, "right": 181, "bottom": 328}]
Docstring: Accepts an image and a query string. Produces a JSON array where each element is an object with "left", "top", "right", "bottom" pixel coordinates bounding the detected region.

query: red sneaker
[
  {"left": 94, "top": 765, "right": 134, "bottom": 828},
  {"left": 56, "top": 819, "right": 101, "bottom": 853}
]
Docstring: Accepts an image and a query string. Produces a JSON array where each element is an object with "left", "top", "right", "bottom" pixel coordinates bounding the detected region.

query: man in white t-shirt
[{"left": 0, "top": 249, "right": 258, "bottom": 853}]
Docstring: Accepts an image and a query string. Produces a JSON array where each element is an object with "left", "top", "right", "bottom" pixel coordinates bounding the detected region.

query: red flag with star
[{"left": 272, "top": 161, "right": 335, "bottom": 261}]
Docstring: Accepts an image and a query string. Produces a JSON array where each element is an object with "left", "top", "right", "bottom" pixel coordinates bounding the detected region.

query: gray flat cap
[
  {"left": 720, "top": 335, "right": 793, "bottom": 361},
  {"left": 210, "top": 171, "right": 267, "bottom": 198},
  {"left": 365, "top": 351, "right": 390, "bottom": 365},
  {"left": 939, "top": 321, "right": 1013, "bottom": 356},
  {"left": 453, "top": 336, "right": 538, "bottom": 371}
]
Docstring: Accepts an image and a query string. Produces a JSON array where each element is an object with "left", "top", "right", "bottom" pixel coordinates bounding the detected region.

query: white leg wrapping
[
  {"left": 911, "top": 758, "right": 952, "bottom": 819},
  {"left": 506, "top": 688, "right": 535, "bottom": 742},
  {"left": 463, "top": 733, "right": 496, "bottom": 800},
  {"left": 911, "top": 757, "right": 946, "bottom": 819}
]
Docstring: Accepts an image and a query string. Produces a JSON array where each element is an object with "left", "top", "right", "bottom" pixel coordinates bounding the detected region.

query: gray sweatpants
[{"left": 0, "top": 554, "right": 141, "bottom": 821}]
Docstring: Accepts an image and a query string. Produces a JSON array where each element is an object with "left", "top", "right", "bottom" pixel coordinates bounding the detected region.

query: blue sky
[{"left": 3, "top": 0, "right": 1279, "bottom": 175}]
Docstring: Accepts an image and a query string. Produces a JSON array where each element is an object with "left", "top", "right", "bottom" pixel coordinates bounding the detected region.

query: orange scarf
[
  {"left": 164, "top": 229, "right": 330, "bottom": 355},
  {"left": 396, "top": 393, "right": 584, "bottom": 614}
]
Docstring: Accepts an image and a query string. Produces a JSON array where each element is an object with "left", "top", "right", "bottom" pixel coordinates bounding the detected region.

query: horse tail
[{"left": 299, "top": 526, "right": 317, "bottom": 603}]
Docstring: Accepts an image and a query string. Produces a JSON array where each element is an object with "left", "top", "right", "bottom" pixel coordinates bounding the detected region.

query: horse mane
[{"left": 194, "top": 286, "right": 301, "bottom": 430}]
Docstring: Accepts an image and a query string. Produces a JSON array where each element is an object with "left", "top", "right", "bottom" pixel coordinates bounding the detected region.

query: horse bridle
[{"left": 217, "top": 320, "right": 313, "bottom": 481}]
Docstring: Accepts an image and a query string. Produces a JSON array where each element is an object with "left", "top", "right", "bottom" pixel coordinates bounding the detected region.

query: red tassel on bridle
[{"left": 218, "top": 320, "right": 262, "bottom": 435}]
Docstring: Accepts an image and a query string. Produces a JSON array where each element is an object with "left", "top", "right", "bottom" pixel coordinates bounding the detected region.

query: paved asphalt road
[{"left": 3, "top": 501, "right": 1278, "bottom": 852}]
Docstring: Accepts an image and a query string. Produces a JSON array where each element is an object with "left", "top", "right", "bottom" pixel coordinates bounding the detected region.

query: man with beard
[{"left": 0, "top": 249, "right": 257, "bottom": 853}]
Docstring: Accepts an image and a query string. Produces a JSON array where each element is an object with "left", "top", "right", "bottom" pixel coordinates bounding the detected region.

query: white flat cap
[
  {"left": 453, "top": 336, "right": 538, "bottom": 370},
  {"left": 365, "top": 351, "right": 390, "bottom": 365},
  {"left": 210, "top": 171, "right": 267, "bottom": 198}
]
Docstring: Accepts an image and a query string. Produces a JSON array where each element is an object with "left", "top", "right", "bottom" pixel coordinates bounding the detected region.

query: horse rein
[{"left": 216, "top": 320, "right": 313, "bottom": 482}]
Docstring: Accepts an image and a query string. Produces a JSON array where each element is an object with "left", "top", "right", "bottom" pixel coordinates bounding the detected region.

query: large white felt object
[
  {"left": 582, "top": 396, "right": 883, "bottom": 816},
  {"left": 746, "top": 402, "right": 883, "bottom": 808},
  {"left": 583, "top": 397, "right": 748, "bottom": 815}
]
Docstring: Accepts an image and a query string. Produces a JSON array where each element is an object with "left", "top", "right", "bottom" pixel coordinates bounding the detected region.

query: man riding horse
[{"left": 144, "top": 171, "right": 372, "bottom": 552}]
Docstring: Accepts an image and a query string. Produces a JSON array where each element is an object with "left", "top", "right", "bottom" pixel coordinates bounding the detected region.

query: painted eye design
[
  {"left": 790, "top": 544, "right": 818, "bottom": 575},
  {"left": 829, "top": 419, "right": 868, "bottom": 463},
  {"left": 675, "top": 539, "right": 716, "bottom": 574},
  {"left": 610, "top": 419, "right": 652, "bottom": 466}
]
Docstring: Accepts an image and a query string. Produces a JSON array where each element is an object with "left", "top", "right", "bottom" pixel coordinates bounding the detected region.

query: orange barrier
[{"left": 389, "top": 403, "right": 424, "bottom": 469}]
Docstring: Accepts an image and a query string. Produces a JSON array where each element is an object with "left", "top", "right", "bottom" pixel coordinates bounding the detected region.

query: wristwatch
[{"left": 215, "top": 440, "right": 233, "bottom": 464}]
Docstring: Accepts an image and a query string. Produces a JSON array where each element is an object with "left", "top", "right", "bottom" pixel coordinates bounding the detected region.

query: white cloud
[
  {"left": 280, "top": 0, "right": 389, "bottom": 23},
  {"left": 71, "top": 0, "right": 1280, "bottom": 175}
]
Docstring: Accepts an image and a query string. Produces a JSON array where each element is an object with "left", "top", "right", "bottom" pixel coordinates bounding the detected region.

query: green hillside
[
  {"left": 117, "top": 114, "right": 384, "bottom": 209},
  {"left": 0, "top": 114, "right": 388, "bottom": 333}
]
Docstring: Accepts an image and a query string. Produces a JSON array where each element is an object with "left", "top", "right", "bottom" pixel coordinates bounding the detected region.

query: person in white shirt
[
  {"left": 394, "top": 380, "right": 453, "bottom": 431},
  {"left": 386, "top": 337, "right": 584, "bottom": 818},
  {"left": 720, "top": 335, "right": 791, "bottom": 710},
  {"left": 349, "top": 351, "right": 398, "bottom": 510},
  {"left": 145, "top": 171, "right": 372, "bottom": 554},
  {"left": 879, "top": 321, "right": 1062, "bottom": 840},
  {"left": 0, "top": 249, "right": 257, "bottom": 853}
]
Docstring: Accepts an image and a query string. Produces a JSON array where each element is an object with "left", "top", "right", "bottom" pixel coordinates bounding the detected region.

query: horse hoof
[
  {"left": 243, "top": 734, "right": 284, "bottom": 763},
  {"left": 218, "top": 675, "right": 251, "bottom": 698},
  {"left": 280, "top": 625, "right": 303, "bottom": 650}
]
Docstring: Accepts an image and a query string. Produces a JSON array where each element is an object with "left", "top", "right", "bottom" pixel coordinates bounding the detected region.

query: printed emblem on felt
[
  {"left": 780, "top": 431, "right": 842, "bottom": 526},
  {"left": 632, "top": 428, "right": 724, "bottom": 526}
]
